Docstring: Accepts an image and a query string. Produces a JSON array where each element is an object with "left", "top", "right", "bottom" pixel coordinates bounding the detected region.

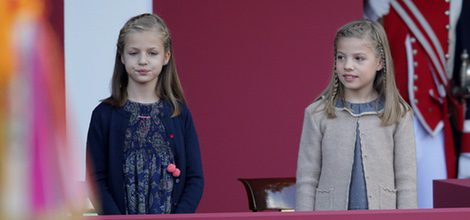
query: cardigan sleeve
[
  {"left": 86, "top": 105, "right": 121, "bottom": 215},
  {"left": 393, "top": 110, "right": 418, "bottom": 209},
  {"left": 295, "top": 108, "right": 323, "bottom": 211},
  {"left": 173, "top": 106, "right": 204, "bottom": 213}
]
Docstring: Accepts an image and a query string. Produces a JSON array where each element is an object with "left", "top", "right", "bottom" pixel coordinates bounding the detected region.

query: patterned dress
[{"left": 122, "top": 100, "right": 174, "bottom": 214}]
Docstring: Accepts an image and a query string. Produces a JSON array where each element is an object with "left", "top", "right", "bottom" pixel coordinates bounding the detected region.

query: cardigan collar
[
  {"left": 115, "top": 99, "right": 173, "bottom": 118},
  {"left": 335, "top": 97, "right": 384, "bottom": 117}
]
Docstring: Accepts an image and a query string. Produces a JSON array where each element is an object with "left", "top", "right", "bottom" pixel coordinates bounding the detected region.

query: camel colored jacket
[{"left": 295, "top": 100, "right": 417, "bottom": 211}]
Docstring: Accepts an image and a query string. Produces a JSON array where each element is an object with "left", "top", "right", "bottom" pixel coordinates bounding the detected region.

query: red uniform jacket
[{"left": 383, "top": 0, "right": 457, "bottom": 178}]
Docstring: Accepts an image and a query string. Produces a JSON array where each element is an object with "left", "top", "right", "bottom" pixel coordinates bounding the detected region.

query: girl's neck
[
  {"left": 127, "top": 82, "right": 159, "bottom": 103},
  {"left": 344, "top": 90, "right": 378, "bottom": 103}
]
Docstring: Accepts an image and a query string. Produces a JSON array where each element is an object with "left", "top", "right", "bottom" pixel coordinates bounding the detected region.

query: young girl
[
  {"left": 86, "top": 13, "right": 203, "bottom": 215},
  {"left": 295, "top": 20, "right": 417, "bottom": 211}
]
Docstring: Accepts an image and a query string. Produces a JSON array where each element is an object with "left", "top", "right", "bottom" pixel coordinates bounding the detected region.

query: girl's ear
[
  {"left": 121, "top": 54, "right": 125, "bottom": 65},
  {"left": 376, "top": 59, "right": 384, "bottom": 71},
  {"left": 164, "top": 51, "right": 171, "bottom": 65}
]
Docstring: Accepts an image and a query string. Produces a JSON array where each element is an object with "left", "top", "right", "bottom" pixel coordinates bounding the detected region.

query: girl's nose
[
  {"left": 138, "top": 54, "right": 148, "bottom": 65},
  {"left": 344, "top": 58, "right": 354, "bottom": 71}
]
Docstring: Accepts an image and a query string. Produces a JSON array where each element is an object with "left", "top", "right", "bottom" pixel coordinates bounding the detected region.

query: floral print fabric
[{"left": 123, "top": 100, "right": 174, "bottom": 214}]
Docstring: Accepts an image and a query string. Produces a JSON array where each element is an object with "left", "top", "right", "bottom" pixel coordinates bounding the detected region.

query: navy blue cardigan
[{"left": 86, "top": 100, "right": 204, "bottom": 215}]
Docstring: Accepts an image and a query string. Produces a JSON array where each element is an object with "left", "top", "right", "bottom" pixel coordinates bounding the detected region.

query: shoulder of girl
[
  {"left": 90, "top": 102, "right": 113, "bottom": 122},
  {"left": 304, "top": 104, "right": 325, "bottom": 120},
  {"left": 306, "top": 99, "right": 325, "bottom": 111},
  {"left": 94, "top": 101, "right": 111, "bottom": 112}
]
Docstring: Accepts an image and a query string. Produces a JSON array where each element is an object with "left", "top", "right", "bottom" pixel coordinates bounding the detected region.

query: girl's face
[
  {"left": 121, "top": 29, "right": 170, "bottom": 87},
  {"left": 335, "top": 37, "right": 383, "bottom": 100}
]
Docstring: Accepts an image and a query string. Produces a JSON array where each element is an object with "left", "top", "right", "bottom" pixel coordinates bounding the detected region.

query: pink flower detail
[
  {"left": 172, "top": 168, "right": 181, "bottom": 177},
  {"left": 167, "top": 163, "right": 176, "bottom": 173}
]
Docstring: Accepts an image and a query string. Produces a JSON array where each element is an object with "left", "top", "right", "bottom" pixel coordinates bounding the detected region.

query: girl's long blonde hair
[
  {"left": 103, "top": 13, "right": 186, "bottom": 117},
  {"left": 320, "top": 19, "right": 410, "bottom": 125}
]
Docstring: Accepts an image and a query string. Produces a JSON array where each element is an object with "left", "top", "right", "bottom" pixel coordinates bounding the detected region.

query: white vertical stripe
[
  {"left": 403, "top": 0, "right": 447, "bottom": 72},
  {"left": 458, "top": 153, "right": 470, "bottom": 178},
  {"left": 64, "top": 0, "right": 153, "bottom": 181},
  {"left": 448, "top": 0, "right": 463, "bottom": 77},
  {"left": 391, "top": 0, "right": 448, "bottom": 85},
  {"left": 464, "top": 120, "right": 470, "bottom": 132},
  {"left": 405, "top": 34, "right": 443, "bottom": 136},
  {"left": 413, "top": 116, "right": 446, "bottom": 208}
]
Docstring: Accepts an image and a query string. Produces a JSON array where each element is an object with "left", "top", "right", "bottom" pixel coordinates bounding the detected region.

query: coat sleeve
[
  {"left": 174, "top": 107, "right": 204, "bottom": 213},
  {"left": 394, "top": 110, "right": 418, "bottom": 209},
  {"left": 295, "top": 108, "right": 322, "bottom": 211},
  {"left": 86, "top": 106, "right": 121, "bottom": 214}
]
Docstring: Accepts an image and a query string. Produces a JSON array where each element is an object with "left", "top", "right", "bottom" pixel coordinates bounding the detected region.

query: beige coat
[{"left": 295, "top": 100, "right": 417, "bottom": 211}]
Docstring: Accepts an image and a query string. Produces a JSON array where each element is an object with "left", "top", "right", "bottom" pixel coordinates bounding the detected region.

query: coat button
[
  {"left": 169, "top": 134, "right": 174, "bottom": 139},
  {"left": 176, "top": 179, "right": 180, "bottom": 184}
]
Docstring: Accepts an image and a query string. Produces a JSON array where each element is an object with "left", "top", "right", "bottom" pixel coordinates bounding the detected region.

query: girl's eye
[
  {"left": 128, "top": 52, "right": 137, "bottom": 56},
  {"left": 149, "top": 52, "right": 158, "bottom": 56},
  {"left": 336, "top": 55, "right": 344, "bottom": 60},
  {"left": 355, "top": 57, "right": 365, "bottom": 61}
]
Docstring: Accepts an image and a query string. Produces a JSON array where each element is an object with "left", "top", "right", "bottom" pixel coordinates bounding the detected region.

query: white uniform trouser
[{"left": 413, "top": 116, "right": 447, "bottom": 208}]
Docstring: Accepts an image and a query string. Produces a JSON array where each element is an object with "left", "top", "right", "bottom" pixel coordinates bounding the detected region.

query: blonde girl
[
  {"left": 295, "top": 19, "right": 417, "bottom": 210},
  {"left": 86, "top": 13, "right": 203, "bottom": 215}
]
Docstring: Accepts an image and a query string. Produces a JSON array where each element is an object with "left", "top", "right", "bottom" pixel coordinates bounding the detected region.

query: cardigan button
[
  {"left": 169, "top": 134, "right": 175, "bottom": 139},
  {"left": 176, "top": 179, "right": 180, "bottom": 184}
]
